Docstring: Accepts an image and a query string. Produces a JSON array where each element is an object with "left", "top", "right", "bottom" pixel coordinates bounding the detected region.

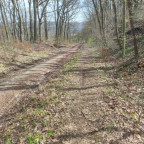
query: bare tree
[
  {"left": 37, "top": 0, "right": 50, "bottom": 42},
  {"left": 0, "top": 1, "right": 9, "bottom": 40},
  {"left": 112, "top": 0, "right": 122, "bottom": 50},
  {"left": 29, "top": 0, "right": 33, "bottom": 42},
  {"left": 123, "top": 0, "right": 126, "bottom": 56},
  {"left": 33, "top": 0, "right": 37, "bottom": 42},
  {"left": 127, "top": 0, "right": 139, "bottom": 58}
]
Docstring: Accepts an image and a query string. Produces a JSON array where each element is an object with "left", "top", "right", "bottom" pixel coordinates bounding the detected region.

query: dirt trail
[
  {"left": 56, "top": 45, "right": 108, "bottom": 143},
  {"left": 55, "top": 45, "right": 144, "bottom": 144},
  {"left": 0, "top": 44, "right": 82, "bottom": 117}
]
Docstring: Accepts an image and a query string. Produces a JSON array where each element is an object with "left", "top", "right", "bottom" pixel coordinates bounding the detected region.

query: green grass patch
[
  {"left": 28, "top": 134, "right": 41, "bottom": 144},
  {"left": 125, "top": 47, "right": 133, "bottom": 55},
  {"left": 34, "top": 107, "right": 44, "bottom": 116},
  {"left": 0, "top": 43, "right": 15, "bottom": 51},
  {"left": 125, "top": 45, "right": 144, "bottom": 56},
  {"left": 0, "top": 64, "right": 8, "bottom": 72},
  {"left": 138, "top": 37, "right": 144, "bottom": 43},
  {"left": 47, "top": 130, "right": 54, "bottom": 137},
  {"left": 87, "top": 38, "right": 93, "bottom": 47},
  {"left": 139, "top": 94, "right": 144, "bottom": 99},
  {"left": 5, "top": 137, "right": 12, "bottom": 144},
  {"left": 64, "top": 52, "right": 82, "bottom": 72}
]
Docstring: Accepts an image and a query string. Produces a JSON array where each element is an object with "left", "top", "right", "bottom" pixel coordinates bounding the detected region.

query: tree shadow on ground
[
  {"left": 63, "top": 66, "right": 115, "bottom": 74},
  {"left": 56, "top": 127, "right": 144, "bottom": 144},
  {"left": 61, "top": 83, "right": 115, "bottom": 91},
  {"left": 0, "top": 63, "right": 62, "bottom": 91}
]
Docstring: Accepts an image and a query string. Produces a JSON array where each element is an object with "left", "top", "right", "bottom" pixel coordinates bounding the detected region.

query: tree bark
[
  {"left": 127, "top": 0, "right": 139, "bottom": 58},
  {"left": 33, "top": 0, "right": 37, "bottom": 42},
  {"left": 123, "top": 0, "right": 126, "bottom": 56},
  {"left": 44, "top": 9, "right": 48, "bottom": 40},
  {"left": 29, "top": 0, "right": 33, "bottom": 42},
  {"left": 112, "top": 0, "right": 122, "bottom": 50},
  {"left": 0, "top": 2, "right": 9, "bottom": 40}
]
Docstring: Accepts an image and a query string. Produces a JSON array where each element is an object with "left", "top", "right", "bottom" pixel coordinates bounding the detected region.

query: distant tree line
[{"left": 0, "top": 0, "right": 79, "bottom": 45}]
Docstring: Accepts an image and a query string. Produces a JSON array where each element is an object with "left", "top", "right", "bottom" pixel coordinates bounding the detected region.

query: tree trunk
[
  {"left": 127, "top": 0, "right": 139, "bottom": 58},
  {"left": 33, "top": 0, "right": 37, "bottom": 42},
  {"left": 0, "top": 3, "right": 9, "bottom": 40},
  {"left": 18, "top": 14, "right": 23, "bottom": 42},
  {"left": 13, "top": 0, "right": 23, "bottom": 42},
  {"left": 99, "top": 0, "right": 107, "bottom": 46},
  {"left": 44, "top": 9, "right": 48, "bottom": 40},
  {"left": 24, "top": 0, "right": 29, "bottom": 41},
  {"left": 123, "top": 0, "right": 126, "bottom": 56},
  {"left": 92, "top": 0, "right": 107, "bottom": 46},
  {"left": 29, "top": 0, "right": 33, "bottom": 42},
  {"left": 12, "top": 6, "right": 17, "bottom": 40},
  {"left": 112, "top": 0, "right": 122, "bottom": 50},
  {"left": 39, "top": 19, "right": 42, "bottom": 42},
  {"left": 92, "top": 0, "right": 103, "bottom": 39}
]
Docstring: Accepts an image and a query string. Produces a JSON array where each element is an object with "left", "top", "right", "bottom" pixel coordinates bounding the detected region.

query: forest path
[
  {"left": 55, "top": 44, "right": 144, "bottom": 144},
  {"left": 0, "top": 44, "right": 83, "bottom": 117},
  {"left": 56, "top": 44, "right": 112, "bottom": 144}
]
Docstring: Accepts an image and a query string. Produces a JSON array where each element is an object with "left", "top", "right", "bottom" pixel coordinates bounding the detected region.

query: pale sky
[
  {"left": 75, "top": 0, "right": 86, "bottom": 22},
  {"left": 24, "top": 0, "right": 86, "bottom": 22},
  {"left": 75, "top": 10, "right": 85, "bottom": 22}
]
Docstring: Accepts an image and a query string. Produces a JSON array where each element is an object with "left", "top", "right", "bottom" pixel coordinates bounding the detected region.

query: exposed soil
[{"left": 0, "top": 44, "right": 144, "bottom": 144}]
